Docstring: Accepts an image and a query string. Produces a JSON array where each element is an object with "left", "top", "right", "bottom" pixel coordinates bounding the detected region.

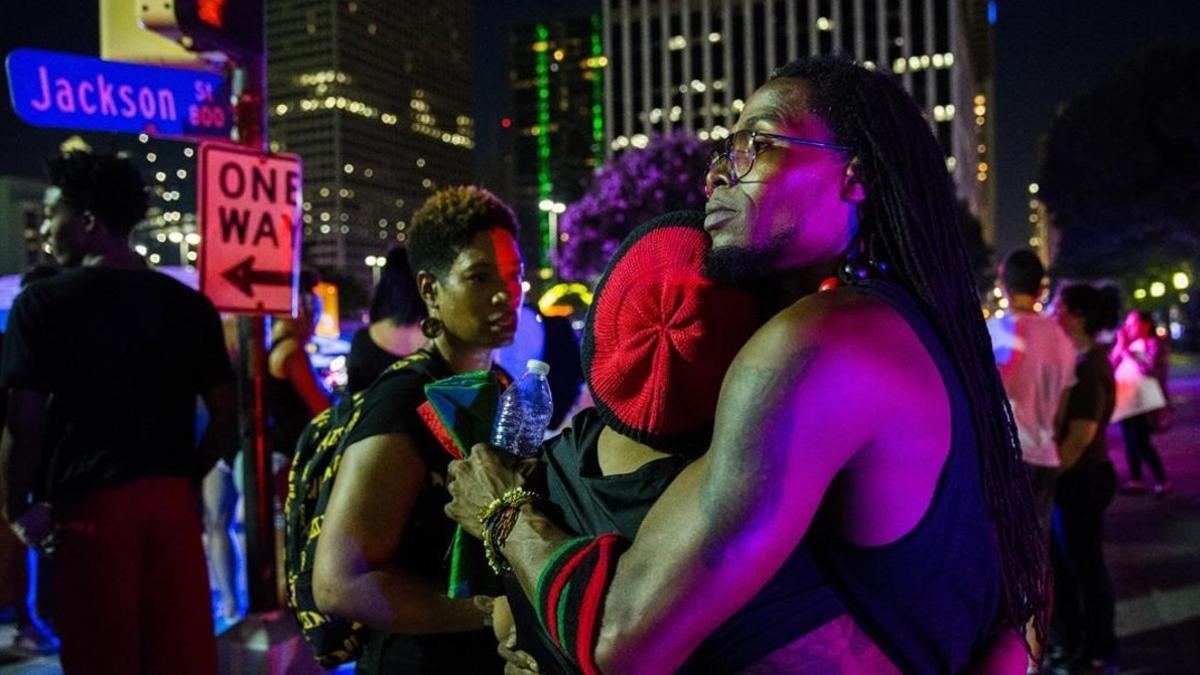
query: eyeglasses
[{"left": 706, "top": 129, "right": 851, "bottom": 187}]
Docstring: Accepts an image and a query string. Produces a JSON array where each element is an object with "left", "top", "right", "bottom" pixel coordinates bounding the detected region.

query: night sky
[{"left": 4, "top": 0, "right": 1198, "bottom": 261}]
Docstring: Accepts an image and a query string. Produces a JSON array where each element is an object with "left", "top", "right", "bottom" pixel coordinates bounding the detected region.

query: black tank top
[
  {"left": 510, "top": 409, "right": 845, "bottom": 674},
  {"left": 809, "top": 279, "right": 1001, "bottom": 674}
]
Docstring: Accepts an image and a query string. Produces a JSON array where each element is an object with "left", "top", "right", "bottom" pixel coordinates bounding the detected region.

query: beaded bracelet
[{"left": 479, "top": 487, "right": 541, "bottom": 574}]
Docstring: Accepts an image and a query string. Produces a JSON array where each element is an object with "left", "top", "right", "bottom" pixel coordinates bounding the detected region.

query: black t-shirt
[
  {"left": 1062, "top": 345, "right": 1116, "bottom": 469},
  {"left": 0, "top": 267, "right": 233, "bottom": 502},
  {"left": 346, "top": 326, "right": 403, "bottom": 394},
  {"left": 343, "top": 349, "right": 501, "bottom": 675}
]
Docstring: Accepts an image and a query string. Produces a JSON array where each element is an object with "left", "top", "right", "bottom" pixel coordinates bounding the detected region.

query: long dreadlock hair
[{"left": 770, "top": 56, "right": 1050, "bottom": 642}]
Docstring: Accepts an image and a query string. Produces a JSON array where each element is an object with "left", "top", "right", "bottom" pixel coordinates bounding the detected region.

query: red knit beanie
[{"left": 583, "top": 211, "right": 759, "bottom": 451}]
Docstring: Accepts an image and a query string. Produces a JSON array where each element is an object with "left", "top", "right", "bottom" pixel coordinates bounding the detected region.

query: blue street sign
[{"left": 5, "top": 48, "right": 233, "bottom": 139}]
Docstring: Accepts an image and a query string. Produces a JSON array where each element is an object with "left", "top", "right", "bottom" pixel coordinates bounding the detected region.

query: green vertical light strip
[
  {"left": 590, "top": 13, "right": 605, "bottom": 165},
  {"left": 535, "top": 23, "right": 553, "bottom": 268}
]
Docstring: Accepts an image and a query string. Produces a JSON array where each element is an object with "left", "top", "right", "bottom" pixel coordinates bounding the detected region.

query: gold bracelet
[{"left": 480, "top": 487, "right": 541, "bottom": 574}]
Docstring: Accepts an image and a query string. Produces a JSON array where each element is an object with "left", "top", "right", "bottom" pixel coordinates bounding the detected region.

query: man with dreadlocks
[{"left": 445, "top": 56, "right": 1046, "bottom": 674}]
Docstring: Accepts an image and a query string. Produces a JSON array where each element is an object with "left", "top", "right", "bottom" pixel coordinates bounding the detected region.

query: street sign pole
[{"left": 231, "top": 32, "right": 279, "bottom": 614}]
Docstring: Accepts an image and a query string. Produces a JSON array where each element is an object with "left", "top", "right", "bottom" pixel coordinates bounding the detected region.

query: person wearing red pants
[{"left": 1, "top": 150, "right": 237, "bottom": 673}]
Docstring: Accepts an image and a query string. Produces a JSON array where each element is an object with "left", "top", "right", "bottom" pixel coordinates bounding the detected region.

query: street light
[
  {"left": 1150, "top": 282, "right": 1166, "bottom": 298},
  {"left": 538, "top": 199, "right": 567, "bottom": 266},
  {"left": 1173, "top": 272, "right": 1190, "bottom": 290},
  {"left": 365, "top": 255, "right": 386, "bottom": 285}
]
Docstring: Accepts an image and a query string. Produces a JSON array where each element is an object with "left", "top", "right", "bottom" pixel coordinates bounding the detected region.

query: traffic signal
[{"left": 139, "top": 0, "right": 263, "bottom": 57}]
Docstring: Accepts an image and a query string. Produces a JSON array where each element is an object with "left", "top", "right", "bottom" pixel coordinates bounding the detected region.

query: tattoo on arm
[{"left": 699, "top": 346, "right": 820, "bottom": 568}]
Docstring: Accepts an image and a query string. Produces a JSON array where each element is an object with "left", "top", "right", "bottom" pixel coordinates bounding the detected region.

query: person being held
[
  {"left": 1110, "top": 310, "right": 1171, "bottom": 495},
  {"left": 348, "top": 246, "right": 427, "bottom": 393},
  {"left": 986, "top": 249, "right": 1079, "bottom": 538},
  {"left": 1049, "top": 283, "right": 1120, "bottom": 673},
  {"left": 493, "top": 212, "right": 775, "bottom": 673},
  {"left": 312, "top": 186, "right": 523, "bottom": 674},
  {"left": 1, "top": 150, "right": 236, "bottom": 674},
  {"left": 445, "top": 56, "right": 1045, "bottom": 674}
]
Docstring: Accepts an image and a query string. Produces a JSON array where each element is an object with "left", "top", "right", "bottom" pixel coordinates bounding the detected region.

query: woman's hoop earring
[{"left": 420, "top": 317, "right": 444, "bottom": 339}]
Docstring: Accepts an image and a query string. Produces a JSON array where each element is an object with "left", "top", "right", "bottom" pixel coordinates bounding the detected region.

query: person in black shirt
[
  {"left": 347, "top": 246, "right": 426, "bottom": 393},
  {"left": 1050, "top": 283, "right": 1120, "bottom": 672},
  {"left": 312, "top": 187, "right": 522, "bottom": 674},
  {"left": 0, "top": 151, "right": 236, "bottom": 673}
]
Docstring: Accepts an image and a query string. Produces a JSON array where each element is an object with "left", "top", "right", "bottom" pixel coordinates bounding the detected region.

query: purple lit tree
[{"left": 558, "top": 133, "right": 711, "bottom": 281}]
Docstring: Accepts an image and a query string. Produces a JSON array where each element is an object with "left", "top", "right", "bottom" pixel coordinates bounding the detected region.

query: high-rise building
[
  {"left": 602, "top": 0, "right": 996, "bottom": 242},
  {"left": 267, "top": 0, "right": 476, "bottom": 292},
  {"left": 509, "top": 14, "right": 608, "bottom": 276}
]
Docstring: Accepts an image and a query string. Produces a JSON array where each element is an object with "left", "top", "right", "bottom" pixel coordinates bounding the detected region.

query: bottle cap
[{"left": 526, "top": 359, "right": 550, "bottom": 376}]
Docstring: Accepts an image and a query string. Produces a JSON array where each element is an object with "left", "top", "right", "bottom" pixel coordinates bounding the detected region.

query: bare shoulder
[{"left": 741, "top": 288, "right": 919, "bottom": 371}]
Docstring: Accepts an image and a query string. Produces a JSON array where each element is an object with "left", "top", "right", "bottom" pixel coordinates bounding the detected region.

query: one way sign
[{"left": 198, "top": 144, "right": 302, "bottom": 314}]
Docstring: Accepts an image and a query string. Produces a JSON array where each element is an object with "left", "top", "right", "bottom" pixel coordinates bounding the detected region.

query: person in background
[
  {"left": 312, "top": 186, "right": 523, "bottom": 674},
  {"left": 0, "top": 265, "right": 62, "bottom": 655},
  {"left": 1110, "top": 310, "right": 1171, "bottom": 495},
  {"left": 986, "top": 249, "right": 1078, "bottom": 539},
  {"left": 348, "top": 246, "right": 427, "bottom": 393},
  {"left": 202, "top": 316, "right": 244, "bottom": 629},
  {"left": 1050, "top": 282, "right": 1121, "bottom": 673},
  {"left": 1, "top": 150, "right": 236, "bottom": 673},
  {"left": 267, "top": 274, "right": 332, "bottom": 456}
]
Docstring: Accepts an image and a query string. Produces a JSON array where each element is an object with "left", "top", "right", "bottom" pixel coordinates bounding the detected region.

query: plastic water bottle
[{"left": 492, "top": 359, "right": 553, "bottom": 457}]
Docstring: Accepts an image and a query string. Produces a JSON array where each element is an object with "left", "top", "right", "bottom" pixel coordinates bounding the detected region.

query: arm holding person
[{"left": 449, "top": 295, "right": 921, "bottom": 673}]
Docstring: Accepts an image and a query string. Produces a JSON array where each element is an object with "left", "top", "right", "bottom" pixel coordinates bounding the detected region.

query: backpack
[{"left": 283, "top": 351, "right": 438, "bottom": 668}]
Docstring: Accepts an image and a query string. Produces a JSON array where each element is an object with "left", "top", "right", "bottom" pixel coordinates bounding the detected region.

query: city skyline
[{"left": 1, "top": 2, "right": 1196, "bottom": 280}]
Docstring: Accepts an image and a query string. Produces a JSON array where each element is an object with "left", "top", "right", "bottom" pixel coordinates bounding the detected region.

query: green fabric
[
  {"left": 423, "top": 370, "right": 502, "bottom": 456},
  {"left": 423, "top": 370, "right": 504, "bottom": 598}
]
